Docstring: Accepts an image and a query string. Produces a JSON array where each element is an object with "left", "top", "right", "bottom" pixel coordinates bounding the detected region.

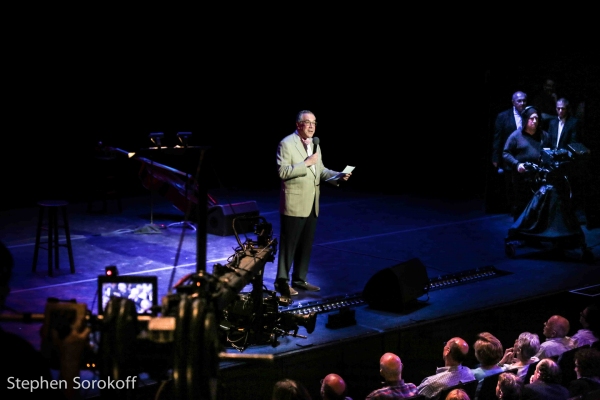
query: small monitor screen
[{"left": 97, "top": 275, "right": 158, "bottom": 315}]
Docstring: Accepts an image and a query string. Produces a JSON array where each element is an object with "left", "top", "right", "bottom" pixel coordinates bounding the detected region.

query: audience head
[
  {"left": 0, "top": 240, "right": 14, "bottom": 308},
  {"left": 473, "top": 332, "right": 504, "bottom": 367},
  {"left": 531, "top": 358, "right": 562, "bottom": 384},
  {"left": 272, "top": 378, "right": 312, "bottom": 400},
  {"left": 543, "top": 315, "right": 570, "bottom": 338},
  {"left": 379, "top": 352, "right": 403, "bottom": 383},
  {"left": 445, "top": 388, "right": 470, "bottom": 400},
  {"left": 444, "top": 337, "right": 469, "bottom": 365},
  {"left": 495, "top": 372, "right": 523, "bottom": 400},
  {"left": 320, "top": 373, "right": 347, "bottom": 400},
  {"left": 580, "top": 304, "right": 600, "bottom": 337},
  {"left": 511, "top": 91, "right": 528, "bottom": 114},
  {"left": 514, "top": 332, "right": 540, "bottom": 360},
  {"left": 574, "top": 347, "right": 600, "bottom": 380}
]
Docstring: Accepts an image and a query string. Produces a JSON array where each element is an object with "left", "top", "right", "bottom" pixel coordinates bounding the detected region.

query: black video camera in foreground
[{"left": 39, "top": 215, "right": 317, "bottom": 399}]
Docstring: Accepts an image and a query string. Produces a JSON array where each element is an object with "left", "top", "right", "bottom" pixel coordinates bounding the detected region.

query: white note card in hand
[{"left": 325, "top": 166, "right": 355, "bottom": 182}]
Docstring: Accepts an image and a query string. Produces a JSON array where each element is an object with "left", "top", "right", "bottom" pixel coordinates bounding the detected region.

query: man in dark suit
[
  {"left": 548, "top": 97, "right": 587, "bottom": 221},
  {"left": 486, "top": 91, "right": 528, "bottom": 214},
  {"left": 547, "top": 98, "right": 581, "bottom": 150},
  {"left": 274, "top": 110, "right": 351, "bottom": 301}
]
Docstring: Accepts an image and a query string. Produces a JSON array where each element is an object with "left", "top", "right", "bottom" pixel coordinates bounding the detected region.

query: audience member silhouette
[
  {"left": 568, "top": 347, "right": 600, "bottom": 399},
  {"left": 417, "top": 337, "right": 476, "bottom": 399},
  {"left": 366, "top": 352, "right": 417, "bottom": 399},
  {"left": 535, "top": 315, "right": 575, "bottom": 360},
  {"left": 521, "top": 358, "right": 569, "bottom": 399},
  {"left": 571, "top": 304, "right": 600, "bottom": 348},
  {"left": 320, "top": 373, "right": 352, "bottom": 400},
  {"left": 498, "top": 332, "right": 541, "bottom": 379},
  {"left": 0, "top": 240, "right": 90, "bottom": 400},
  {"left": 470, "top": 332, "right": 504, "bottom": 397},
  {"left": 495, "top": 372, "right": 522, "bottom": 400},
  {"left": 445, "top": 388, "right": 471, "bottom": 400},
  {"left": 503, "top": 105, "right": 550, "bottom": 220},
  {"left": 272, "top": 378, "right": 312, "bottom": 400}
]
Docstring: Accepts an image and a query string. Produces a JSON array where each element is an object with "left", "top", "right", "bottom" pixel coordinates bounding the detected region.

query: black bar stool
[{"left": 32, "top": 200, "right": 75, "bottom": 276}]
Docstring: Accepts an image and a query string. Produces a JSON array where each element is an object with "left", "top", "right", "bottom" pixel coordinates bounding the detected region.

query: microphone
[{"left": 312, "top": 137, "right": 319, "bottom": 154}]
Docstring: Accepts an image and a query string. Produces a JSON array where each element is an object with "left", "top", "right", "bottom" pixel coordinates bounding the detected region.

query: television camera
[
  {"left": 5, "top": 215, "right": 317, "bottom": 400},
  {"left": 523, "top": 144, "right": 589, "bottom": 189}
]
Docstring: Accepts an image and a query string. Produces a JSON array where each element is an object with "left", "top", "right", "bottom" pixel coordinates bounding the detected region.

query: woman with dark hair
[
  {"left": 495, "top": 372, "right": 523, "bottom": 400},
  {"left": 522, "top": 358, "right": 569, "bottom": 399},
  {"left": 502, "top": 105, "right": 551, "bottom": 220},
  {"left": 272, "top": 378, "right": 312, "bottom": 400}
]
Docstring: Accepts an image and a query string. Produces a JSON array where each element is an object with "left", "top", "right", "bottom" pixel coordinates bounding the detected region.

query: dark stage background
[{"left": 3, "top": 43, "right": 599, "bottom": 212}]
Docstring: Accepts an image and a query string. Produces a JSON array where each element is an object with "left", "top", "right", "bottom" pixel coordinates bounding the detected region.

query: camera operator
[
  {"left": 0, "top": 240, "right": 90, "bottom": 400},
  {"left": 503, "top": 106, "right": 550, "bottom": 221}
]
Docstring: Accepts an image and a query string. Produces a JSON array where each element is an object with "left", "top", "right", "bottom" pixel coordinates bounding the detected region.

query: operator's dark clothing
[
  {"left": 503, "top": 128, "right": 550, "bottom": 220},
  {"left": 0, "top": 327, "right": 58, "bottom": 399}
]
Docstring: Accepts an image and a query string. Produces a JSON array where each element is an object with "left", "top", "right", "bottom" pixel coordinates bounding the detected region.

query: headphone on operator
[{"left": 520, "top": 105, "right": 540, "bottom": 120}]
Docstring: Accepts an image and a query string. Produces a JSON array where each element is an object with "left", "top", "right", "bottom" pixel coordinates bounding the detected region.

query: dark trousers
[{"left": 276, "top": 202, "right": 318, "bottom": 283}]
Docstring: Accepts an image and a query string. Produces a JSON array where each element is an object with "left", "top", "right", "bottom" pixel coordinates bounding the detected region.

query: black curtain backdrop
[{"left": 3, "top": 39, "right": 598, "bottom": 211}]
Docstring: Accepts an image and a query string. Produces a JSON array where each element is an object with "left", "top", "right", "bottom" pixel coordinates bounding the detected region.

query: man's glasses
[{"left": 300, "top": 120, "right": 317, "bottom": 126}]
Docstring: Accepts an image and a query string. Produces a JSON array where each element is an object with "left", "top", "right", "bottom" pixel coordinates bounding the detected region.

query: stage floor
[{"left": 1, "top": 186, "right": 599, "bottom": 399}]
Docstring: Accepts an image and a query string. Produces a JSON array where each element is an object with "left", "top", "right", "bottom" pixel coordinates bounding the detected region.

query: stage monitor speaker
[
  {"left": 207, "top": 201, "right": 260, "bottom": 236},
  {"left": 362, "top": 258, "right": 429, "bottom": 313}
]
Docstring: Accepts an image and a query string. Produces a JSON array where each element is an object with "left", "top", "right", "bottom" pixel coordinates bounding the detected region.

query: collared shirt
[
  {"left": 571, "top": 329, "right": 600, "bottom": 348},
  {"left": 514, "top": 107, "right": 522, "bottom": 129},
  {"left": 557, "top": 118, "right": 565, "bottom": 147},
  {"left": 417, "top": 365, "right": 476, "bottom": 399},
  {"left": 296, "top": 131, "right": 315, "bottom": 173},
  {"left": 535, "top": 336, "right": 575, "bottom": 359},
  {"left": 366, "top": 379, "right": 418, "bottom": 399}
]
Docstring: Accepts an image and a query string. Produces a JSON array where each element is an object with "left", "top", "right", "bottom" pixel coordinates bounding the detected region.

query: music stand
[{"left": 134, "top": 133, "right": 166, "bottom": 234}]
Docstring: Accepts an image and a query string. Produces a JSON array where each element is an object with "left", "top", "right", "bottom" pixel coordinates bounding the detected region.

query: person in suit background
[
  {"left": 493, "top": 91, "right": 529, "bottom": 170},
  {"left": 532, "top": 78, "right": 559, "bottom": 131},
  {"left": 487, "top": 91, "right": 528, "bottom": 215},
  {"left": 274, "top": 110, "right": 351, "bottom": 301},
  {"left": 548, "top": 98, "right": 581, "bottom": 150},
  {"left": 548, "top": 97, "right": 588, "bottom": 222}
]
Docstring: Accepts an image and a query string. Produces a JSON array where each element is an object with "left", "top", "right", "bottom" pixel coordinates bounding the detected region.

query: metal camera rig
[
  {"left": 94, "top": 214, "right": 317, "bottom": 399},
  {"left": 8, "top": 214, "right": 317, "bottom": 400}
]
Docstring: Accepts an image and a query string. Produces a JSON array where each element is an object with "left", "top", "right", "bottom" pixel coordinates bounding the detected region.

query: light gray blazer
[{"left": 277, "top": 132, "right": 339, "bottom": 217}]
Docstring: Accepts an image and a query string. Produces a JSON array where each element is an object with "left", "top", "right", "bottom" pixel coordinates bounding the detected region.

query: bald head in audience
[
  {"left": 379, "top": 352, "right": 403, "bottom": 383},
  {"left": 544, "top": 315, "right": 570, "bottom": 338},
  {"left": 320, "top": 373, "right": 348, "bottom": 400},
  {"left": 444, "top": 337, "right": 470, "bottom": 366}
]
